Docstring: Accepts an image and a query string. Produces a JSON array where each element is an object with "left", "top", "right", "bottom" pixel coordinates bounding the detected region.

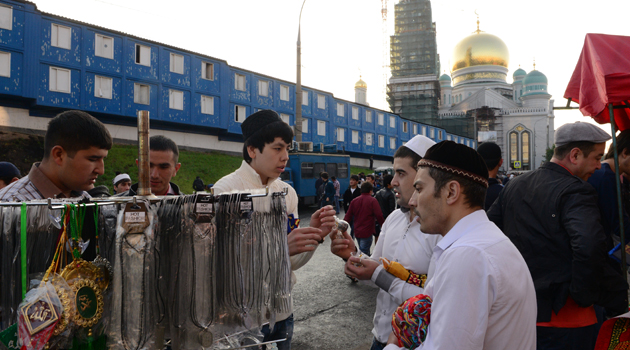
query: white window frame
[
  {"left": 51, "top": 23, "right": 71, "bottom": 50},
  {"left": 169, "top": 53, "right": 184, "bottom": 74},
  {"left": 95, "top": 34, "right": 113, "bottom": 59},
  {"left": 337, "top": 103, "right": 344, "bottom": 117},
  {"left": 366, "top": 133, "right": 373, "bottom": 146},
  {"left": 352, "top": 106, "right": 359, "bottom": 120},
  {"left": 317, "top": 94, "right": 325, "bottom": 109},
  {"left": 438, "top": 130, "right": 443, "bottom": 139},
  {"left": 429, "top": 128, "right": 435, "bottom": 138},
  {"left": 390, "top": 116, "right": 396, "bottom": 128},
  {"left": 390, "top": 137, "right": 396, "bottom": 150},
  {"left": 235, "top": 73, "right": 246, "bottom": 91},
  {"left": 135, "top": 44, "right": 151, "bottom": 66},
  {"left": 201, "top": 61, "right": 214, "bottom": 80},
  {"left": 134, "top": 83, "right": 150, "bottom": 105},
  {"left": 366, "top": 110, "right": 372, "bottom": 123},
  {"left": 258, "top": 80, "right": 269, "bottom": 97},
  {"left": 339, "top": 128, "right": 346, "bottom": 142},
  {"left": 317, "top": 120, "right": 326, "bottom": 136},
  {"left": 422, "top": 126, "right": 427, "bottom": 136},
  {"left": 447, "top": 135, "right": 452, "bottom": 141},
  {"left": 378, "top": 135, "right": 385, "bottom": 148},
  {"left": 49, "top": 67, "right": 71, "bottom": 93},
  {"left": 403, "top": 122, "right": 408, "bottom": 133},
  {"left": 302, "top": 91, "right": 309, "bottom": 106},
  {"left": 235, "top": 105, "right": 247, "bottom": 123},
  {"left": 0, "top": 51, "right": 10, "bottom": 77},
  {"left": 169, "top": 89, "right": 183, "bottom": 110},
  {"left": 201, "top": 95, "right": 214, "bottom": 115},
  {"left": 0, "top": 5, "right": 12, "bottom": 31},
  {"left": 280, "top": 113, "right": 290, "bottom": 125},
  {"left": 302, "top": 119, "right": 309, "bottom": 133},
  {"left": 94, "top": 75, "right": 112, "bottom": 99},
  {"left": 280, "top": 85, "right": 289, "bottom": 101},
  {"left": 413, "top": 124, "right": 418, "bottom": 135},
  {"left": 351, "top": 130, "right": 358, "bottom": 144},
  {"left": 378, "top": 113, "right": 384, "bottom": 126}
]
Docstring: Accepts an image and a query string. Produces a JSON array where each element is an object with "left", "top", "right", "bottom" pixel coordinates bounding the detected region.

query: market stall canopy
[{"left": 564, "top": 33, "right": 630, "bottom": 130}]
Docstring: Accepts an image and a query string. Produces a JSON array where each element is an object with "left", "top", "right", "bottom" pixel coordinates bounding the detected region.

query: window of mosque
[
  {"left": 510, "top": 132, "right": 518, "bottom": 163},
  {"left": 522, "top": 132, "right": 530, "bottom": 164}
]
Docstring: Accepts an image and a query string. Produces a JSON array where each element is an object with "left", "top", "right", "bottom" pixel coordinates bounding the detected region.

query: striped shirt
[{"left": 0, "top": 163, "right": 90, "bottom": 202}]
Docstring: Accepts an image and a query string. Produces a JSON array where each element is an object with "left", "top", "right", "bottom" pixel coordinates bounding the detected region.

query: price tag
[
  {"left": 196, "top": 203, "right": 213, "bottom": 213},
  {"left": 240, "top": 201, "right": 252, "bottom": 211},
  {"left": 125, "top": 211, "right": 146, "bottom": 223}
]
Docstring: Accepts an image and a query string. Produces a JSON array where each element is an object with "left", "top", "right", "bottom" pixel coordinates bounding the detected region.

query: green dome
[
  {"left": 439, "top": 74, "right": 451, "bottom": 81},
  {"left": 513, "top": 68, "right": 527, "bottom": 79},
  {"left": 522, "top": 70, "right": 547, "bottom": 85}
]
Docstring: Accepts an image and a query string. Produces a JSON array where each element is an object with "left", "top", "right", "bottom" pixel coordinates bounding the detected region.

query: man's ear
[
  {"left": 444, "top": 180, "right": 461, "bottom": 205},
  {"left": 247, "top": 145, "right": 258, "bottom": 160},
  {"left": 173, "top": 163, "right": 181, "bottom": 176},
  {"left": 50, "top": 145, "right": 66, "bottom": 166},
  {"left": 569, "top": 147, "right": 582, "bottom": 164}
]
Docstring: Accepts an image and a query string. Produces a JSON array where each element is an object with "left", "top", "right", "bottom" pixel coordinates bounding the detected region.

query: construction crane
[{"left": 381, "top": 0, "right": 390, "bottom": 110}]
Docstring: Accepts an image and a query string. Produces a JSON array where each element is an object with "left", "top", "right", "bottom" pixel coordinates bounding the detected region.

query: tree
[{"left": 545, "top": 145, "right": 555, "bottom": 162}]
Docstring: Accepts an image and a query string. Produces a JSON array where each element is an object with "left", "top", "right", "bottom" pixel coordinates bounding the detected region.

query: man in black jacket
[
  {"left": 488, "top": 122, "right": 628, "bottom": 350},
  {"left": 477, "top": 142, "right": 504, "bottom": 211},
  {"left": 342, "top": 174, "right": 361, "bottom": 213}
]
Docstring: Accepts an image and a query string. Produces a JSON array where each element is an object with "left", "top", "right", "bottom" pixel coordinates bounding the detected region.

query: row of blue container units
[{"left": 0, "top": 0, "right": 476, "bottom": 158}]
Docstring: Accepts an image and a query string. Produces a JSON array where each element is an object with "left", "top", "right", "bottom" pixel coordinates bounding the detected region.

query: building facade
[{"left": 0, "top": 0, "right": 475, "bottom": 168}]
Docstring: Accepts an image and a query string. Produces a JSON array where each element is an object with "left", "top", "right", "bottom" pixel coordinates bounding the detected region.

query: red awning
[{"left": 564, "top": 33, "right": 630, "bottom": 130}]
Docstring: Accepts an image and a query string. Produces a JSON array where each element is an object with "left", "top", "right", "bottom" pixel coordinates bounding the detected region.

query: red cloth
[
  {"left": 594, "top": 316, "right": 630, "bottom": 349},
  {"left": 536, "top": 296, "right": 597, "bottom": 328},
  {"left": 564, "top": 33, "right": 630, "bottom": 130},
  {"left": 343, "top": 193, "right": 384, "bottom": 238}
]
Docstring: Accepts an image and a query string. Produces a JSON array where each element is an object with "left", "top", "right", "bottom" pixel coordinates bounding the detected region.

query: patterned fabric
[
  {"left": 595, "top": 317, "right": 630, "bottom": 350},
  {"left": 287, "top": 214, "right": 300, "bottom": 234},
  {"left": 391, "top": 294, "right": 432, "bottom": 349},
  {"left": 380, "top": 258, "right": 427, "bottom": 288},
  {"left": 0, "top": 175, "right": 42, "bottom": 201}
]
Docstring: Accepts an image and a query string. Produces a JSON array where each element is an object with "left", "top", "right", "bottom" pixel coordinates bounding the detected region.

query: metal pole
[
  {"left": 295, "top": 0, "right": 307, "bottom": 143},
  {"left": 137, "top": 110, "right": 151, "bottom": 196},
  {"left": 609, "top": 103, "right": 627, "bottom": 276}
]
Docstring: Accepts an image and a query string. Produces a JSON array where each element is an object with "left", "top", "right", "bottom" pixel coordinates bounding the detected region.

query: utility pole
[{"left": 295, "top": 0, "right": 307, "bottom": 142}]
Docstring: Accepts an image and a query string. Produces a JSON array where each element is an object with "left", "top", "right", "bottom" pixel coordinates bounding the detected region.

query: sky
[{"left": 31, "top": 0, "right": 629, "bottom": 136}]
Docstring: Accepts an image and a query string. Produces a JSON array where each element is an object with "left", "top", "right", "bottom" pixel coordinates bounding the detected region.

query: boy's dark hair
[
  {"left": 367, "top": 174, "right": 375, "bottom": 181},
  {"left": 606, "top": 130, "right": 630, "bottom": 160},
  {"left": 383, "top": 174, "right": 393, "bottom": 187},
  {"left": 242, "top": 121, "right": 293, "bottom": 163},
  {"left": 394, "top": 145, "right": 422, "bottom": 169},
  {"left": 150, "top": 135, "right": 179, "bottom": 163},
  {"left": 360, "top": 181, "right": 373, "bottom": 194},
  {"left": 44, "top": 110, "right": 112, "bottom": 159},
  {"left": 331, "top": 176, "right": 337, "bottom": 181},
  {"left": 321, "top": 172, "right": 329, "bottom": 180},
  {"left": 425, "top": 167, "right": 486, "bottom": 209},
  {"left": 554, "top": 141, "right": 597, "bottom": 160},
  {"left": 350, "top": 174, "right": 359, "bottom": 181},
  {"left": 0, "top": 176, "right": 14, "bottom": 185}
]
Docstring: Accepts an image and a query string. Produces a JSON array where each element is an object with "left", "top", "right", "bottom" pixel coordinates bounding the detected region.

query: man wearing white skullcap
[{"left": 331, "top": 134, "right": 442, "bottom": 350}]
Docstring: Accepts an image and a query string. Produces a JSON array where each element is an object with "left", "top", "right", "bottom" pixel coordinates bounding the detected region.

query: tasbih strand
[{"left": 189, "top": 195, "right": 215, "bottom": 331}]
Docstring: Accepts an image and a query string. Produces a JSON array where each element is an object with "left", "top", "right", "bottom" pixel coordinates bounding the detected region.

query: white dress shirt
[
  {"left": 384, "top": 210, "right": 536, "bottom": 350},
  {"left": 368, "top": 209, "right": 441, "bottom": 343}
]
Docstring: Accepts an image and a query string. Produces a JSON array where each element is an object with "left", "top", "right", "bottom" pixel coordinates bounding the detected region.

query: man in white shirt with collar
[
  {"left": 213, "top": 109, "right": 335, "bottom": 350},
  {"left": 384, "top": 141, "right": 536, "bottom": 350},
  {"left": 332, "top": 135, "right": 441, "bottom": 350}
]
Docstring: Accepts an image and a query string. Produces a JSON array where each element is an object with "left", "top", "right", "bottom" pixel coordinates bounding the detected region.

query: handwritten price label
[
  {"left": 196, "top": 203, "right": 213, "bottom": 213},
  {"left": 125, "top": 211, "right": 146, "bottom": 223}
]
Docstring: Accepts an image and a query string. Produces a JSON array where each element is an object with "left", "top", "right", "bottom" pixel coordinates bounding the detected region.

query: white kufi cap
[{"left": 403, "top": 135, "right": 436, "bottom": 158}]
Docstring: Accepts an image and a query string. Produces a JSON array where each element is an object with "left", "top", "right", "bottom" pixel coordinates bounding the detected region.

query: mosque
[{"left": 437, "top": 22, "right": 555, "bottom": 171}]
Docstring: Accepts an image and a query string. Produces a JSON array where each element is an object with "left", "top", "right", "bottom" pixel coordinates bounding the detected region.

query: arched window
[
  {"left": 510, "top": 132, "right": 518, "bottom": 164},
  {"left": 508, "top": 126, "right": 533, "bottom": 170},
  {"left": 522, "top": 131, "right": 530, "bottom": 165}
]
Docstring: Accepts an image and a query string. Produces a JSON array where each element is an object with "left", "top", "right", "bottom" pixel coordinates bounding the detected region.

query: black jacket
[
  {"left": 116, "top": 182, "right": 184, "bottom": 196},
  {"left": 488, "top": 162, "right": 627, "bottom": 321},
  {"left": 484, "top": 177, "right": 503, "bottom": 211},
  {"left": 375, "top": 187, "right": 396, "bottom": 219},
  {"left": 342, "top": 186, "right": 361, "bottom": 212}
]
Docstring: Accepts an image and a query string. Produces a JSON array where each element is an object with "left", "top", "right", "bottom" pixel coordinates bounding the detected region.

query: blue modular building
[{"left": 0, "top": 0, "right": 476, "bottom": 161}]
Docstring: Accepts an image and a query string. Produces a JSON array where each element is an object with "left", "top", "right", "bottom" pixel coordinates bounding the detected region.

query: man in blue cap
[{"left": 0, "top": 162, "right": 20, "bottom": 189}]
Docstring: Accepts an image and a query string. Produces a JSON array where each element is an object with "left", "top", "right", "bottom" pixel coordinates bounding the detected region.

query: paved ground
[{"left": 290, "top": 207, "right": 379, "bottom": 350}]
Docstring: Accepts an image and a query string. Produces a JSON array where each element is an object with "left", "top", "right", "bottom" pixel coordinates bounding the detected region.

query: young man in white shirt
[
  {"left": 331, "top": 135, "right": 440, "bottom": 350},
  {"left": 213, "top": 109, "right": 335, "bottom": 350},
  {"left": 383, "top": 141, "right": 536, "bottom": 350}
]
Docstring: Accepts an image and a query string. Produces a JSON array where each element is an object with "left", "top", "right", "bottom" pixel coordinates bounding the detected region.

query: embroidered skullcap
[
  {"left": 404, "top": 135, "right": 436, "bottom": 158},
  {"left": 0, "top": 162, "right": 20, "bottom": 178},
  {"left": 554, "top": 122, "right": 610, "bottom": 147},
  {"left": 391, "top": 294, "right": 432, "bottom": 349},
  {"left": 419, "top": 141, "right": 489, "bottom": 188},
  {"left": 241, "top": 109, "right": 285, "bottom": 141},
  {"left": 113, "top": 173, "right": 131, "bottom": 186}
]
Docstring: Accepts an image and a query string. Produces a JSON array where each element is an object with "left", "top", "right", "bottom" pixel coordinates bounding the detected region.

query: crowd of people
[{"left": 2, "top": 108, "right": 630, "bottom": 350}]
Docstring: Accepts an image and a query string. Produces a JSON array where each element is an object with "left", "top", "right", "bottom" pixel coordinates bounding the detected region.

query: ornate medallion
[
  {"left": 19, "top": 293, "right": 59, "bottom": 335},
  {"left": 72, "top": 279, "right": 103, "bottom": 328}
]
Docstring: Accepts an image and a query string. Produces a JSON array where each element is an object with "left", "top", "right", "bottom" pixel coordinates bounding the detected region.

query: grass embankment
[{"left": 97, "top": 144, "right": 242, "bottom": 194}]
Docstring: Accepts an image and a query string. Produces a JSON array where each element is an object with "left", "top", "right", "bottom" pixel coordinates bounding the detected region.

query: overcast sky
[{"left": 31, "top": 0, "right": 628, "bottom": 135}]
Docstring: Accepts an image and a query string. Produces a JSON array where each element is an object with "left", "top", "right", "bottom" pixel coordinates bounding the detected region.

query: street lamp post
[{"left": 295, "top": 0, "right": 307, "bottom": 143}]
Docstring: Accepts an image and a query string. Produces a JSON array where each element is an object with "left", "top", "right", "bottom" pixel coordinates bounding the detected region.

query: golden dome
[
  {"left": 451, "top": 32, "right": 509, "bottom": 72},
  {"left": 355, "top": 77, "right": 367, "bottom": 89}
]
